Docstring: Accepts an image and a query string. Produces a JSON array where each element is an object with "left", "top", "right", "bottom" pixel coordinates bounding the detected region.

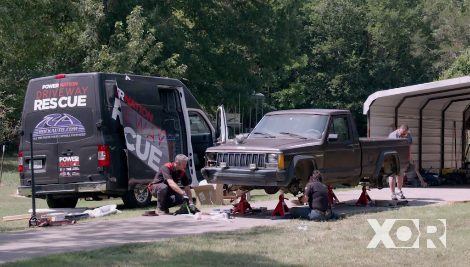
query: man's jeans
[{"left": 155, "top": 183, "right": 184, "bottom": 211}]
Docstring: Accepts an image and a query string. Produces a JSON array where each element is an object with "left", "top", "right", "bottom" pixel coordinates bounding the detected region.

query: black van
[{"left": 18, "top": 73, "right": 227, "bottom": 208}]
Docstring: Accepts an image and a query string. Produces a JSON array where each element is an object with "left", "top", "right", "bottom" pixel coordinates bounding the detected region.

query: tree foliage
[
  {"left": 441, "top": 48, "right": 470, "bottom": 79},
  {"left": 0, "top": 0, "right": 469, "bottom": 141},
  {"left": 84, "top": 5, "right": 187, "bottom": 77}
]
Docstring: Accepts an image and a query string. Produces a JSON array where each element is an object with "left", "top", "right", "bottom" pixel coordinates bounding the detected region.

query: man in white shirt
[{"left": 388, "top": 125, "right": 412, "bottom": 200}]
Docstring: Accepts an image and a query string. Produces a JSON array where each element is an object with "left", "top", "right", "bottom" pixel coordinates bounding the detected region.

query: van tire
[
  {"left": 46, "top": 196, "right": 79, "bottom": 208},
  {"left": 122, "top": 184, "right": 152, "bottom": 208}
]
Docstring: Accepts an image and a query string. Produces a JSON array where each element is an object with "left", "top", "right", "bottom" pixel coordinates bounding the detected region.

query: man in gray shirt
[{"left": 388, "top": 124, "right": 412, "bottom": 200}]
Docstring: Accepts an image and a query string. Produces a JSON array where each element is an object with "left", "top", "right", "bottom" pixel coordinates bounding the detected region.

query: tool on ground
[
  {"left": 272, "top": 193, "right": 289, "bottom": 216},
  {"left": 231, "top": 192, "right": 252, "bottom": 215},
  {"left": 356, "top": 184, "right": 372, "bottom": 206},
  {"left": 174, "top": 197, "right": 199, "bottom": 215}
]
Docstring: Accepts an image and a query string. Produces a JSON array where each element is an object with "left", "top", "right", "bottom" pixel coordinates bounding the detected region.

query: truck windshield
[{"left": 250, "top": 114, "right": 328, "bottom": 139}]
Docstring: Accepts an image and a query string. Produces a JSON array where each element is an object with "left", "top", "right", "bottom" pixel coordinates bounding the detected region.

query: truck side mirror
[{"left": 327, "top": 133, "right": 338, "bottom": 142}]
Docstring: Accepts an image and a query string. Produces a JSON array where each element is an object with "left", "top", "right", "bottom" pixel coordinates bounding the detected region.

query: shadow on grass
[
  {"left": 5, "top": 248, "right": 301, "bottom": 267},
  {"left": 150, "top": 250, "right": 302, "bottom": 267}
]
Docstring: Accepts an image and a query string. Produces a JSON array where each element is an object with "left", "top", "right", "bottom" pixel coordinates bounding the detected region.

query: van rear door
[
  {"left": 114, "top": 79, "right": 170, "bottom": 185},
  {"left": 21, "top": 75, "right": 99, "bottom": 185}
]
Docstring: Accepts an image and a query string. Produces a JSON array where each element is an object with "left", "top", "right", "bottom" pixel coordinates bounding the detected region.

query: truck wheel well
[{"left": 291, "top": 159, "right": 315, "bottom": 194}]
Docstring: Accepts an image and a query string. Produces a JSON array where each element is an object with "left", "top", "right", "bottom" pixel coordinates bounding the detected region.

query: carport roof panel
[{"left": 363, "top": 76, "right": 470, "bottom": 114}]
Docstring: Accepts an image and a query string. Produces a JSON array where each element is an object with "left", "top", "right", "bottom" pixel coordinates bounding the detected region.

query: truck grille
[{"left": 216, "top": 153, "right": 266, "bottom": 168}]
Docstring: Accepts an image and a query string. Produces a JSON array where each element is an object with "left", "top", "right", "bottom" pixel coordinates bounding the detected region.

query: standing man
[
  {"left": 150, "top": 154, "right": 194, "bottom": 215},
  {"left": 388, "top": 124, "right": 412, "bottom": 200}
]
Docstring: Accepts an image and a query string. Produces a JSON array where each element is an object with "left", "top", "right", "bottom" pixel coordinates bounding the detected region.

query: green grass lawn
[
  {"left": 0, "top": 157, "right": 155, "bottom": 231},
  {"left": 4, "top": 202, "right": 469, "bottom": 267}
]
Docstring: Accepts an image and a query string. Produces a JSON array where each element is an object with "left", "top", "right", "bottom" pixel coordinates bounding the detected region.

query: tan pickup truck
[{"left": 201, "top": 109, "right": 409, "bottom": 195}]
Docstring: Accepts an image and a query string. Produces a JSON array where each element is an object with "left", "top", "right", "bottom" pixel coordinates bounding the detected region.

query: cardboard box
[{"left": 193, "top": 184, "right": 224, "bottom": 205}]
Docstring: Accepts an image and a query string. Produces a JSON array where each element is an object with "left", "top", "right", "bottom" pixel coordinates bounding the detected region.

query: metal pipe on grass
[{"left": 28, "top": 133, "right": 38, "bottom": 227}]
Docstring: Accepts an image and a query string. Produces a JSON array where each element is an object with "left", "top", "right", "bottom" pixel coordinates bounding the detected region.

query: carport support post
[
  {"left": 29, "top": 133, "right": 38, "bottom": 227},
  {"left": 419, "top": 108, "right": 424, "bottom": 170},
  {"left": 441, "top": 103, "right": 451, "bottom": 171},
  {"left": 462, "top": 105, "right": 470, "bottom": 167}
]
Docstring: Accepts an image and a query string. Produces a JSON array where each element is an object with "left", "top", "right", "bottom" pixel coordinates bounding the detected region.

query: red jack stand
[
  {"left": 231, "top": 192, "right": 252, "bottom": 215},
  {"left": 327, "top": 185, "right": 339, "bottom": 206},
  {"left": 272, "top": 193, "right": 289, "bottom": 216},
  {"left": 356, "top": 185, "right": 372, "bottom": 206}
]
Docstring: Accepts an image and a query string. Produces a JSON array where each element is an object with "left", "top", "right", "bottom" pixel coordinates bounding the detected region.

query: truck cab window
[
  {"left": 189, "top": 112, "right": 211, "bottom": 135},
  {"left": 328, "top": 116, "right": 350, "bottom": 142}
]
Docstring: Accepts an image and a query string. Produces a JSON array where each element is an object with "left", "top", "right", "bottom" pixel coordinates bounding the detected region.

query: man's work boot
[{"left": 155, "top": 208, "right": 171, "bottom": 215}]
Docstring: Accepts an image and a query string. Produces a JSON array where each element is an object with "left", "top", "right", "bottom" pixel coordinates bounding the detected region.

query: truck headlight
[
  {"left": 267, "top": 153, "right": 278, "bottom": 163},
  {"left": 206, "top": 152, "right": 216, "bottom": 161},
  {"left": 206, "top": 152, "right": 217, "bottom": 166},
  {"left": 266, "top": 153, "right": 284, "bottom": 169}
]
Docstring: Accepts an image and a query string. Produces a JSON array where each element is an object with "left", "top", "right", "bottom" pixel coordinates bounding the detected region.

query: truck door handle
[{"left": 62, "top": 149, "right": 73, "bottom": 156}]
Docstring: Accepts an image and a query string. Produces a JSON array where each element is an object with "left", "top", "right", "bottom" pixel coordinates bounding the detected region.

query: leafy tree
[
  {"left": 273, "top": 0, "right": 443, "bottom": 134},
  {"left": 147, "top": 0, "right": 302, "bottom": 111},
  {"left": 1, "top": 0, "right": 469, "bottom": 142},
  {"left": 441, "top": 48, "right": 470, "bottom": 79},
  {"left": 83, "top": 5, "right": 187, "bottom": 77},
  {"left": 273, "top": 0, "right": 370, "bottom": 113},
  {"left": 422, "top": 0, "right": 470, "bottom": 73},
  {"left": 0, "top": 93, "right": 18, "bottom": 144},
  {"left": 0, "top": 0, "right": 92, "bottom": 140}
]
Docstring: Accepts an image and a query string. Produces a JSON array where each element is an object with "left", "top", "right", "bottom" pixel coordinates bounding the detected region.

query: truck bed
[{"left": 359, "top": 137, "right": 410, "bottom": 178}]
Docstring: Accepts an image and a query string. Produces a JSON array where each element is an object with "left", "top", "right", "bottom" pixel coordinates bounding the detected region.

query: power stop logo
[{"left": 367, "top": 219, "right": 446, "bottom": 249}]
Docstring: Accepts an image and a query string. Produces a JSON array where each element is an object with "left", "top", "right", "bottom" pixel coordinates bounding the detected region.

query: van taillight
[
  {"left": 18, "top": 151, "right": 24, "bottom": 172},
  {"left": 97, "top": 145, "right": 110, "bottom": 167},
  {"left": 55, "top": 74, "right": 66, "bottom": 79}
]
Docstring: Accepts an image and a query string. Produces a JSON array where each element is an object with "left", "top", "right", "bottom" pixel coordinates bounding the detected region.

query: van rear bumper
[{"left": 17, "top": 182, "right": 107, "bottom": 197}]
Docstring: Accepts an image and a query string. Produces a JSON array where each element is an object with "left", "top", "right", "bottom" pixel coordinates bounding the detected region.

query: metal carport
[{"left": 363, "top": 76, "right": 470, "bottom": 172}]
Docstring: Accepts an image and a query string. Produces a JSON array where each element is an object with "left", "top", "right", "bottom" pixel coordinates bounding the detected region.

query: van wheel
[
  {"left": 46, "top": 196, "right": 79, "bottom": 208},
  {"left": 122, "top": 184, "right": 152, "bottom": 208}
]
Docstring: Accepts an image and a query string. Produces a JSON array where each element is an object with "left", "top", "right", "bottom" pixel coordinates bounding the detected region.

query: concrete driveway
[{"left": 1, "top": 186, "right": 469, "bottom": 264}]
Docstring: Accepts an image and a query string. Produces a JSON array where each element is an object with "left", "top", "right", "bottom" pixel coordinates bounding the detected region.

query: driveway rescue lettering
[
  {"left": 124, "top": 127, "right": 163, "bottom": 172},
  {"left": 35, "top": 81, "right": 88, "bottom": 111},
  {"left": 34, "top": 95, "right": 87, "bottom": 110},
  {"left": 36, "top": 86, "right": 88, "bottom": 99}
]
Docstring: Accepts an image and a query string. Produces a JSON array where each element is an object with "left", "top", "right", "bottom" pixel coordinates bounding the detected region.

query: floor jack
[
  {"left": 231, "top": 192, "right": 252, "bottom": 215},
  {"left": 356, "top": 184, "right": 372, "bottom": 206},
  {"left": 272, "top": 193, "right": 289, "bottom": 217}
]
